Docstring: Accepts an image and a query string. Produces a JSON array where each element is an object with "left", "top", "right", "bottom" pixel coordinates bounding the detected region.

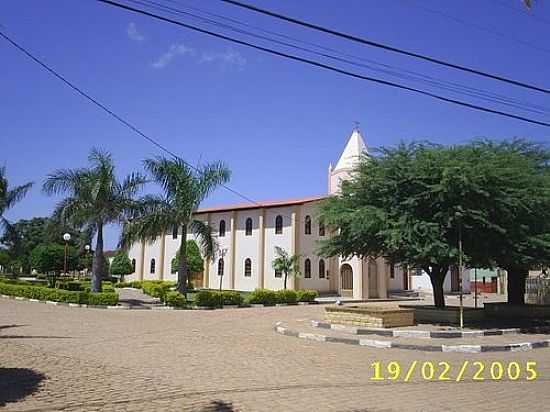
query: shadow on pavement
[
  {"left": 0, "top": 368, "right": 45, "bottom": 407},
  {"left": 198, "top": 400, "right": 236, "bottom": 411}
]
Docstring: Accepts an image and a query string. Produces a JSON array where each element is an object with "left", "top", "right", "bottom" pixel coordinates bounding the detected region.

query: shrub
[
  {"left": 221, "top": 291, "right": 244, "bottom": 306},
  {"left": 87, "top": 292, "right": 118, "bottom": 306},
  {"left": 55, "top": 280, "right": 83, "bottom": 291},
  {"left": 194, "top": 290, "right": 220, "bottom": 308},
  {"left": 276, "top": 289, "right": 297, "bottom": 304},
  {"left": 0, "top": 281, "right": 87, "bottom": 304},
  {"left": 141, "top": 280, "right": 174, "bottom": 302},
  {"left": 246, "top": 289, "right": 277, "bottom": 305},
  {"left": 114, "top": 280, "right": 142, "bottom": 289},
  {"left": 296, "top": 289, "right": 318, "bottom": 302},
  {"left": 165, "top": 291, "right": 187, "bottom": 308}
]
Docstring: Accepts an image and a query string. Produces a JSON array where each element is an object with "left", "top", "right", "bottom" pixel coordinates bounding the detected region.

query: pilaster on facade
[
  {"left": 290, "top": 207, "right": 300, "bottom": 290},
  {"left": 139, "top": 240, "right": 145, "bottom": 281},
  {"left": 158, "top": 232, "right": 166, "bottom": 281},
  {"left": 258, "top": 208, "right": 265, "bottom": 289},
  {"left": 229, "top": 210, "right": 237, "bottom": 290},
  {"left": 203, "top": 214, "right": 210, "bottom": 288},
  {"left": 377, "top": 258, "right": 388, "bottom": 298}
]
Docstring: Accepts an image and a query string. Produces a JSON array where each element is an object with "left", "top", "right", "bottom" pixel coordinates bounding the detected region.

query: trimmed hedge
[
  {"left": 0, "top": 281, "right": 118, "bottom": 305},
  {"left": 141, "top": 280, "right": 175, "bottom": 302},
  {"left": 194, "top": 290, "right": 244, "bottom": 307},
  {"left": 246, "top": 289, "right": 277, "bottom": 305},
  {"left": 296, "top": 289, "right": 318, "bottom": 302},
  {"left": 276, "top": 289, "right": 297, "bottom": 304},
  {"left": 165, "top": 291, "right": 187, "bottom": 308},
  {"left": 115, "top": 280, "right": 143, "bottom": 289}
]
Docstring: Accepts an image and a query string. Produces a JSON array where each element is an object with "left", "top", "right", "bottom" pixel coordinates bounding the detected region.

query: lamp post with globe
[
  {"left": 63, "top": 233, "right": 71, "bottom": 275},
  {"left": 84, "top": 244, "right": 91, "bottom": 278}
]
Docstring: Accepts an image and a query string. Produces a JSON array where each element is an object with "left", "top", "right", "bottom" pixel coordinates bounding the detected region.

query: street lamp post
[
  {"left": 63, "top": 233, "right": 71, "bottom": 276},
  {"left": 85, "top": 244, "right": 91, "bottom": 278},
  {"left": 218, "top": 248, "right": 227, "bottom": 309}
]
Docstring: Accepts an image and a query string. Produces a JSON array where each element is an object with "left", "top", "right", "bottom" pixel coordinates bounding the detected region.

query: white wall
[
  {"left": 207, "top": 212, "right": 232, "bottom": 290},
  {"left": 263, "top": 207, "right": 293, "bottom": 291},
  {"left": 234, "top": 209, "right": 261, "bottom": 291},
  {"left": 411, "top": 269, "right": 471, "bottom": 293}
]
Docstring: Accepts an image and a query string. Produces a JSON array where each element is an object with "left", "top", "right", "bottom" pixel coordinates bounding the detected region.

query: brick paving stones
[{"left": 1, "top": 299, "right": 550, "bottom": 411}]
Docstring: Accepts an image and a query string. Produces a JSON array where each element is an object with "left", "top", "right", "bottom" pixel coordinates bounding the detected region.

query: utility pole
[{"left": 458, "top": 222, "right": 464, "bottom": 330}]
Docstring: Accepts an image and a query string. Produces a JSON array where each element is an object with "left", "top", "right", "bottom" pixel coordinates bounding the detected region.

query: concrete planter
[
  {"left": 326, "top": 305, "right": 415, "bottom": 328},
  {"left": 400, "top": 305, "right": 485, "bottom": 325},
  {"left": 484, "top": 303, "right": 550, "bottom": 319}
]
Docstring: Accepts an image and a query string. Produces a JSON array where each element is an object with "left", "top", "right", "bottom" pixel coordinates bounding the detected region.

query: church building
[{"left": 126, "top": 128, "right": 409, "bottom": 299}]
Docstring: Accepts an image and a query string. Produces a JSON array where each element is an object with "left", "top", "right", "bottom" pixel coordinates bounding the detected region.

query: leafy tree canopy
[
  {"left": 171, "top": 240, "right": 204, "bottom": 274},
  {"left": 319, "top": 140, "right": 550, "bottom": 307},
  {"left": 110, "top": 252, "right": 134, "bottom": 277},
  {"left": 31, "top": 243, "right": 78, "bottom": 274}
]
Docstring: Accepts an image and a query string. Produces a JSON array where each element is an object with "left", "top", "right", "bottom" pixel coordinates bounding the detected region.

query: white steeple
[{"left": 334, "top": 128, "right": 367, "bottom": 171}]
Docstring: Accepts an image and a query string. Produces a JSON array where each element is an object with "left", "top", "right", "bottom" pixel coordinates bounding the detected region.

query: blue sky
[{"left": 1, "top": 0, "right": 550, "bottom": 249}]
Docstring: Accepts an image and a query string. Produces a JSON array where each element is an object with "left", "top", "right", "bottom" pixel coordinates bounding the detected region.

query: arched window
[
  {"left": 131, "top": 259, "right": 136, "bottom": 273},
  {"left": 244, "top": 258, "right": 252, "bottom": 277},
  {"left": 172, "top": 225, "right": 178, "bottom": 239},
  {"left": 217, "top": 258, "right": 224, "bottom": 276},
  {"left": 219, "top": 220, "right": 226, "bottom": 237},
  {"left": 319, "top": 259, "right": 325, "bottom": 278},
  {"left": 319, "top": 218, "right": 325, "bottom": 237},
  {"left": 245, "top": 218, "right": 253, "bottom": 236},
  {"left": 275, "top": 215, "right": 283, "bottom": 234},
  {"left": 304, "top": 215, "right": 311, "bottom": 235},
  {"left": 150, "top": 258, "right": 156, "bottom": 274},
  {"left": 274, "top": 268, "right": 282, "bottom": 278},
  {"left": 304, "top": 258, "right": 311, "bottom": 278}
]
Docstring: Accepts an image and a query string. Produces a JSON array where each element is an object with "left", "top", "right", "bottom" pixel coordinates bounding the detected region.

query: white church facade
[{"left": 126, "top": 129, "right": 439, "bottom": 299}]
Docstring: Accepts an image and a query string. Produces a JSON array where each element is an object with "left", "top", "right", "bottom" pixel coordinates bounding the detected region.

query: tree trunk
[
  {"left": 427, "top": 266, "right": 448, "bottom": 308},
  {"left": 506, "top": 266, "right": 528, "bottom": 305},
  {"left": 91, "top": 223, "right": 104, "bottom": 293},
  {"left": 176, "top": 225, "right": 188, "bottom": 294},
  {"left": 284, "top": 272, "right": 287, "bottom": 290}
]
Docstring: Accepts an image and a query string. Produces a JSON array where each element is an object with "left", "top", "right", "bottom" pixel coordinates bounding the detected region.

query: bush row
[
  {"left": 194, "top": 290, "right": 244, "bottom": 307},
  {"left": 165, "top": 291, "right": 187, "bottom": 308},
  {"left": 247, "top": 289, "right": 318, "bottom": 305},
  {"left": 0, "top": 281, "right": 118, "bottom": 305}
]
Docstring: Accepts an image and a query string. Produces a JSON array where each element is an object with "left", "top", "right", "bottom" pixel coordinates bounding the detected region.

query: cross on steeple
[{"left": 353, "top": 121, "right": 360, "bottom": 131}]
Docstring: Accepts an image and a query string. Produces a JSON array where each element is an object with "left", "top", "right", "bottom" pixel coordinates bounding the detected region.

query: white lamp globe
[
  {"left": 63, "top": 233, "right": 71, "bottom": 242},
  {"left": 85, "top": 244, "right": 91, "bottom": 251}
]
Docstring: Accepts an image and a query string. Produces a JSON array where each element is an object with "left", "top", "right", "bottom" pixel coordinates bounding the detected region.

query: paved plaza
[{"left": 1, "top": 298, "right": 550, "bottom": 412}]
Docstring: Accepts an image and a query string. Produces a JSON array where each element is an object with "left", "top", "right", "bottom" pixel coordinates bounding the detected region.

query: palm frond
[
  {"left": 195, "top": 161, "right": 231, "bottom": 203},
  {"left": 190, "top": 219, "right": 217, "bottom": 259},
  {"left": 42, "top": 168, "right": 88, "bottom": 196},
  {"left": 4, "top": 181, "right": 33, "bottom": 210}
]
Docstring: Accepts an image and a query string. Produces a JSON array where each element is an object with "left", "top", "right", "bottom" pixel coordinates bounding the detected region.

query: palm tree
[
  {"left": 43, "top": 148, "right": 146, "bottom": 292},
  {"left": 121, "top": 157, "right": 231, "bottom": 294},
  {"left": 272, "top": 246, "right": 301, "bottom": 290},
  {"left": 0, "top": 166, "right": 33, "bottom": 234}
]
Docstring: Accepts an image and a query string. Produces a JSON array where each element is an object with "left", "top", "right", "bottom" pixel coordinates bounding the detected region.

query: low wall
[
  {"left": 399, "top": 305, "right": 485, "bottom": 325},
  {"left": 484, "top": 303, "right": 550, "bottom": 319},
  {"left": 325, "top": 306, "right": 414, "bottom": 328}
]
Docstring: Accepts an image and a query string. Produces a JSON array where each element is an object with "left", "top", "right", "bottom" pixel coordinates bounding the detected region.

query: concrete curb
[
  {"left": 275, "top": 322, "right": 550, "bottom": 352},
  {"left": 311, "top": 320, "right": 550, "bottom": 338}
]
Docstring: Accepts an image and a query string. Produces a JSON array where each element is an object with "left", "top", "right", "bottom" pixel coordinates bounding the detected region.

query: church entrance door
[{"left": 340, "top": 264, "right": 353, "bottom": 297}]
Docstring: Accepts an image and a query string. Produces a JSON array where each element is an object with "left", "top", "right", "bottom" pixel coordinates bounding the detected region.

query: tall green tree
[
  {"left": 171, "top": 240, "right": 204, "bottom": 274},
  {"left": 110, "top": 252, "right": 133, "bottom": 282},
  {"left": 319, "top": 140, "right": 550, "bottom": 307},
  {"left": 121, "top": 157, "right": 230, "bottom": 294},
  {"left": 0, "top": 165, "right": 33, "bottom": 235},
  {"left": 271, "top": 246, "right": 301, "bottom": 290},
  {"left": 43, "top": 148, "right": 146, "bottom": 292}
]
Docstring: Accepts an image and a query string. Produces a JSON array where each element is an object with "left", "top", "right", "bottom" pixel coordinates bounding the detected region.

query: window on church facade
[
  {"left": 219, "top": 220, "right": 226, "bottom": 237},
  {"left": 274, "top": 268, "right": 282, "bottom": 278},
  {"left": 390, "top": 264, "right": 395, "bottom": 279},
  {"left": 150, "top": 258, "right": 156, "bottom": 274},
  {"left": 275, "top": 215, "right": 283, "bottom": 234},
  {"left": 172, "top": 225, "right": 178, "bottom": 239},
  {"left": 304, "top": 258, "right": 311, "bottom": 278},
  {"left": 319, "top": 259, "right": 325, "bottom": 278},
  {"left": 131, "top": 259, "right": 136, "bottom": 273},
  {"left": 244, "top": 258, "right": 252, "bottom": 277},
  {"left": 319, "top": 218, "right": 325, "bottom": 236},
  {"left": 245, "top": 218, "right": 253, "bottom": 236},
  {"left": 304, "top": 215, "right": 311, "bottom": 235},
  {"left": 218, "top": 258, "right": 224, "bottom": 276}
]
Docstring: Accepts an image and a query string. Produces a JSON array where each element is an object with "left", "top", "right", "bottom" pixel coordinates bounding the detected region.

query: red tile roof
[{"left": 195, "top": 195, "right": 327, "bottom": 214}]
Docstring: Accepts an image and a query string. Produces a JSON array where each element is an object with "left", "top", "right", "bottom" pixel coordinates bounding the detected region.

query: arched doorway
[
  {"left": 368, "top": 258, "right": 379, "bottom": 298},
  {"left": 340, "top": 264, "right": 353, "bottom": 297}
]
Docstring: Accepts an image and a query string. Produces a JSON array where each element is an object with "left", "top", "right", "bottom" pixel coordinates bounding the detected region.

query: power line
[
  {"left": 218, "top": 0, "right": 550, "bottom": 95},
  {"left": 143, "top": 0, "right": 550, "bottom": 116},
  {"left": 96, "top": 0, "right": 550, "bottom": 127},
  {"left": 405, "top": 1, "right": 550, "bottom": 56},
  {"left": 0, "top": 29, "right": 263, "bottom": 208}
]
